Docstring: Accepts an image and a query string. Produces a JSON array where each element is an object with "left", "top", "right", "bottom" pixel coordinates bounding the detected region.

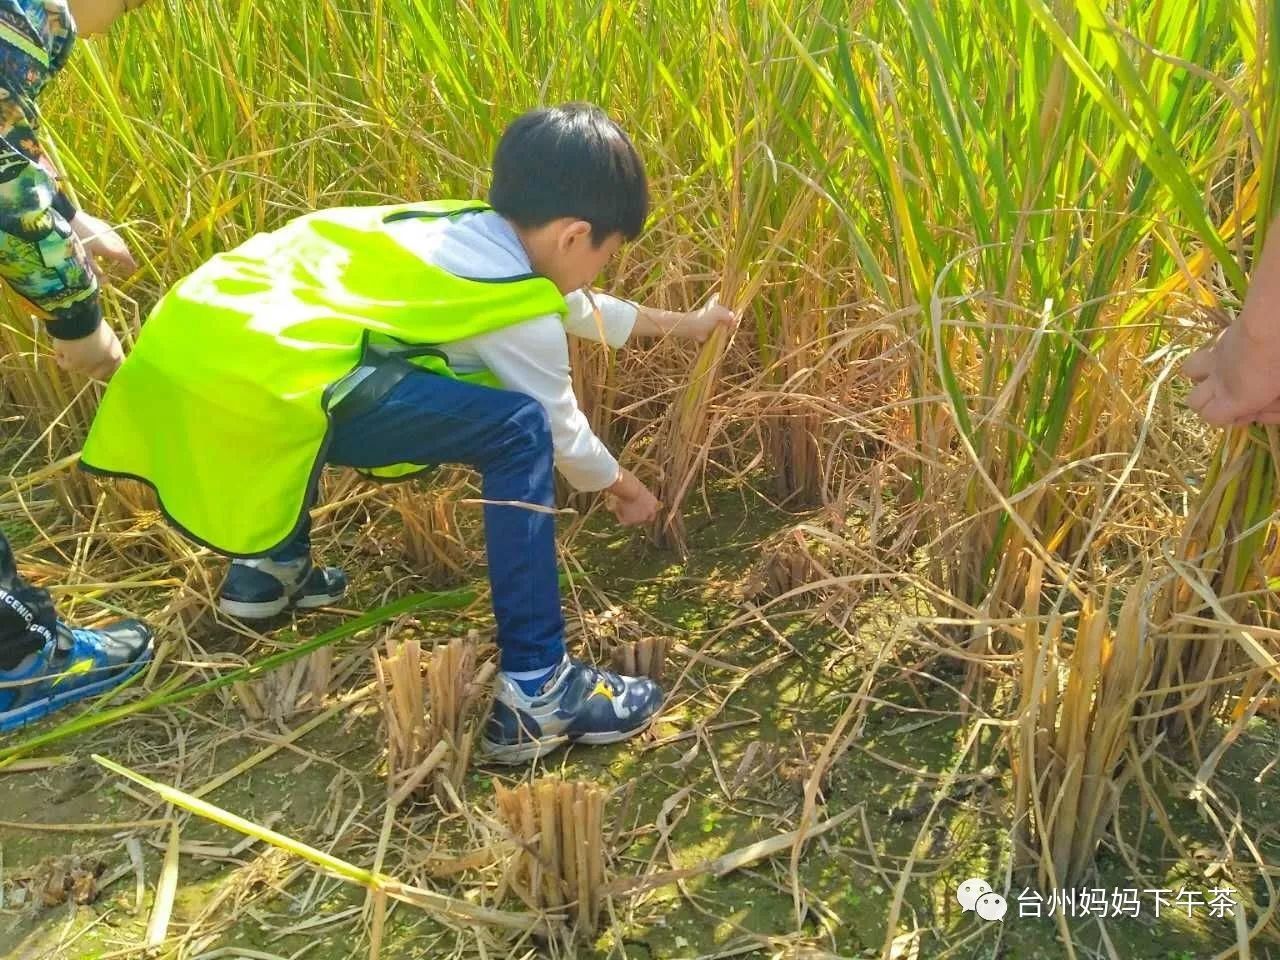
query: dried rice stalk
[
  {"left": 374, "top": 635, "right": 430, "bottom": 784},
  {"left": 425, "top": 635, "right": 491, "bottom": 796},
  {"left": 494, "top": 778, "right": 608, "bottom": 935},
  {"left": 1012, "top": 558, "right": 1153, "bottom": 888},
  {"left": 100, "top": 477, "right": 159, "bottom": 521},
  {"left": 374, "top": 633, "right": 489, "bottom": 804},
  {"left": 392, "top": 483, "right": 468, "bottom": 585},
  {"left": 744, "top": 528, "right": 819, "bottom": 600},
  {"left": 609, "top": 636, "right": 669, "bottom": 684},
  {"left": 230, "top": 648, "right": 334, "bottom": 721}
]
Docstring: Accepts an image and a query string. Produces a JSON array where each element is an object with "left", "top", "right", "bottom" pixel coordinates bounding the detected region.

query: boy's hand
[
  {"left": 54, "top": 322, "right": 124, "bottom": 381},
  {"left": 631, "top": 297, "right": 738, "bottom": 341},
  {"left": 71, "top": 211, "right": 137, "bottom": 279},
  {"left": 678, "top": 299, "right": 737, "bottom": 343},
  {"left": 605, "top": 467, "right": 660, "bottom": 526}
]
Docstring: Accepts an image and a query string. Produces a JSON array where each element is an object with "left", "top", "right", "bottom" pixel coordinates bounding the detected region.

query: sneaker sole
[
  {"left": 218, "top": 588, "right": 346, "bottom": 621},
  {"left": 480, "top": 720, "right": 653, "bottom": 765},
  {"left": 295, "top": 592, "right": 344, "bottom": 610},
  {"left": 480, "top": 733, "right": 570, "bottom": 765},
  {"left": 0, "top": 651, "right": 152, "bottom": 733},
  {"left": 218, "top": 596, "right": 291, "bottom": 619}
]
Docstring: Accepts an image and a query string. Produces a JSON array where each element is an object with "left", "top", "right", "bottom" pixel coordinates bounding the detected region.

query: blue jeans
[{"left": 275, "top": 372, "right": 565, "bottom": 674}]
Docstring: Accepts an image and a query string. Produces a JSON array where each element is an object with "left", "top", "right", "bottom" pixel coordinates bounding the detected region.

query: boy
[
  {"left": 0, "top": 0, "right": 154, "bottom": 732},
  {"left": 82, "top": 103, "right": 734, "bottom": 762}
]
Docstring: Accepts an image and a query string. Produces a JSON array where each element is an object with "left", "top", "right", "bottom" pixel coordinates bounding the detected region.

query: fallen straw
[
  {"left": 93, "top": 755, "right": 550, "bottom": 934},
  {"left": 608, "top": 805, "right": 861, "bottom": 897}
]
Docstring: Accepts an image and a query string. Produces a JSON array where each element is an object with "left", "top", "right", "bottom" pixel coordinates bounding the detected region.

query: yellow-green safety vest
[{"left": 81, "top": 200, "right": 568, "bottom": 557}]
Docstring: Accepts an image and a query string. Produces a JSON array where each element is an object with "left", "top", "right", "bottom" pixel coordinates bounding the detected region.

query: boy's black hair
[{"left": 489, "top": 103, "right": 649, "bottom": 245}]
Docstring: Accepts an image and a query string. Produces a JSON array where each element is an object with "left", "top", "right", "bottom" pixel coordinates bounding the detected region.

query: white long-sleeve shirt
[{"left": 384, "top": 209, "right": 634, "bottom": 491}]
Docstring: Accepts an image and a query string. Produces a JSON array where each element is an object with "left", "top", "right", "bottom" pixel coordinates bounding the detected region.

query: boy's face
[{"left": 528, "top": 219, "right": 624, "bottom": 295}]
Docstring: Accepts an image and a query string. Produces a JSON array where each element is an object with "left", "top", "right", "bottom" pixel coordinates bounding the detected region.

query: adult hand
[
  {"left": 1184, "top": 220, "right": 1280, "bottom": 426},
  {"left": 53, "top": 322, "right": 124, "bottom": 381},
  {"left": 1184, "top": 319, "right": 1280, "bottom": 426}
]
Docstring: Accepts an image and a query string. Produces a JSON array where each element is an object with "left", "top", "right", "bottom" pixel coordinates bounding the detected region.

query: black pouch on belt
[{"left": 328, "top": 340, "right": 449, "bottom": 425}]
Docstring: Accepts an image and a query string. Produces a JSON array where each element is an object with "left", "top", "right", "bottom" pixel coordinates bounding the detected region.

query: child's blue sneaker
[
  {"left": 0, "top": 620, "right": 153, "bottom": 732},
  {"left": 218, "top": 557, "right": 347, "bottom": 620},
  {"left": 482, "top": 656, "right": 664, "bottom": 764}
]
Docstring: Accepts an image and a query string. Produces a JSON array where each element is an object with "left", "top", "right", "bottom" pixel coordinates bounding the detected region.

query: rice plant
[
  {"left": 774, "top": 0, "right": 1270, "bottom": 610},
  {"left": 1144, "top": 6, "right": 1280, "bottom": 744}
]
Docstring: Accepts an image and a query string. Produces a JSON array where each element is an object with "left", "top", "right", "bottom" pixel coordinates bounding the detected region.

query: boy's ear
[{"left": 560, "top": 219, "right": 594, "bottom": 250}]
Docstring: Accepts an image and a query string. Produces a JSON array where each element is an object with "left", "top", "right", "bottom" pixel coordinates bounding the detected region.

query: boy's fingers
[{"left": 1236, "top": 397, "right": 1280, "bottom": 425}]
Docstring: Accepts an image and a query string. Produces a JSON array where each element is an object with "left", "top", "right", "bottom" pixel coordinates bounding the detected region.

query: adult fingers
[
  {"left": 1196, "top": 394, "right": 1246, "bottom": 426},
  {"left": 1186, "top": 378, "right": 1216, "bottom": 413},
  {"left": 1181, "top": 345, "right": 1216, "bottom": 382}
]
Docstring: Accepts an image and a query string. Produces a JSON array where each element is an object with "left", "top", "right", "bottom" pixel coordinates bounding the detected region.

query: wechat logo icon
[{"left": 957, "top": 878, "right": 1008, "bottom": 922}]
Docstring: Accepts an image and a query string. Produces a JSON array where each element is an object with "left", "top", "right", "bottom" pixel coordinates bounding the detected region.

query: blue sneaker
[
  {"left": 0, "top": 620, "right": 153, "bottom": 732},
  {"left": 482, "top": 656, "right": 664, "bottom": 764},
  {"left": 218, "top": 557, "right": 347, "bottom": 620}
]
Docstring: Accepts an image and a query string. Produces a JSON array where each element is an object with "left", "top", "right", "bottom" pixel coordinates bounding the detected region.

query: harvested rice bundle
[
  {"left": 374, "top": 634, "right": 490, "bottom": 803},
  {"left": 494, "top": 778, "right": 608, "bottom": 935}
]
